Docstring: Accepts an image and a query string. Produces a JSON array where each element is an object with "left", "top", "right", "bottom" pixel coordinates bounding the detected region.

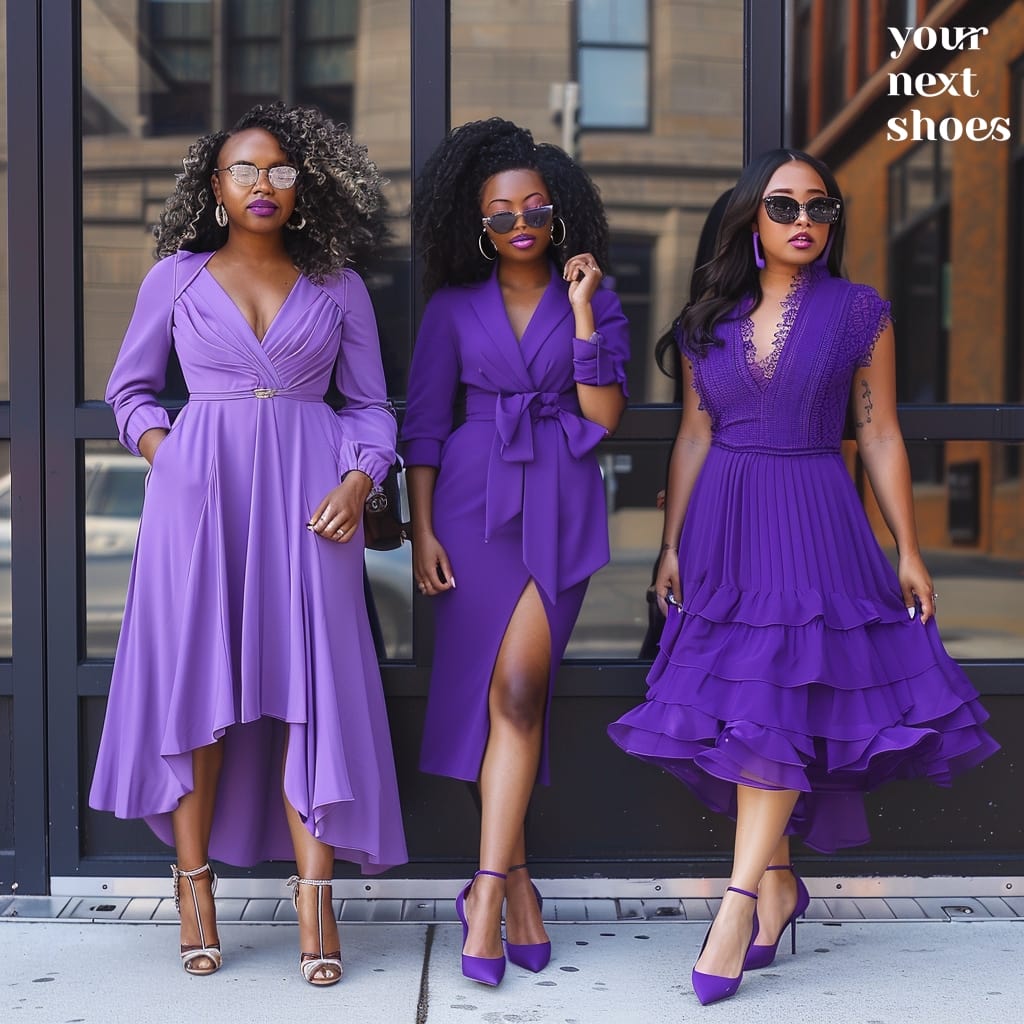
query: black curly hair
[
  {"left": 154, "top": 102, "right": 389, "bottom": 282},
  {"left": 413, "top": 117, "right": 609, "bottom": 296}
]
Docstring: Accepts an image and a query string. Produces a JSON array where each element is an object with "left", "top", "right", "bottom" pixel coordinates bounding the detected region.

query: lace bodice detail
[
  {"left": 690, "top": 268, "right": 891, "bottom": 453},
  {"left": 742, "top": 268, "right": 808, "bottom": 386}
]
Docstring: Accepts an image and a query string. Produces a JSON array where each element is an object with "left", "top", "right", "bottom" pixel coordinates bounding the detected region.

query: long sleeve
[
  {"left": 333, "top": 270, "right": 397, "bottom": 486},
  {"left": 105, "top": 254, "right": 177, "bottom": 455},
  {"left": 571, "top": 287, "right": 631, "bottom": 394},
  {"left": 400, "top": 292, "right": 462, "bottom": 468}
]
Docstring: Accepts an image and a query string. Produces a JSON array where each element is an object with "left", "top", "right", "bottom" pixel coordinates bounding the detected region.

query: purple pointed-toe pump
[
  {"left": 691, "top": 886, "right": 759, "bottom": 1006},
  {"left": 504, "top": 864, "right": 551, "bottom": 972},
  {"left": 743, "top": 865, "right": 811, "bottom": 971},
  {"left": 455, "top": 869, "right": 507, "bottom": 986}
]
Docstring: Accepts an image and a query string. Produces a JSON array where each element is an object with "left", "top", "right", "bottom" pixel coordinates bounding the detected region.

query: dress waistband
[
  {"left": 712, "top": 439, "right": 840, "bottom": 456},
  {"left": 189, "top": 387, "right": 324, "bottom": 403},
  {"left": 464, "top": 388, "right": 580, "bottom": 422}
]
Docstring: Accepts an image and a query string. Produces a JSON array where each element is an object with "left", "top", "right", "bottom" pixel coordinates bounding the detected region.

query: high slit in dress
[
  {"left": 402, "top": 266, "right": 630, "bottom": 783},
  {"left": 89, "top": 250, "right": 408, "bottom": 872}
]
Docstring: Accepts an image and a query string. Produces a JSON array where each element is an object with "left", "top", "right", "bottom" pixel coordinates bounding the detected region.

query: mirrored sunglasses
[
  {"left": 216, "top": 163, "right": 299, "bottom": 189},
  {"left": 482, "top": 204, "right": 554, "bottom": 234},
  {"left": 763, "top": 195, "right": 842, "bottom": 224}
]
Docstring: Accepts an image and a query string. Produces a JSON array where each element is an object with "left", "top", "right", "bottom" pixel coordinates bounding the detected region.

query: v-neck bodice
[
  {"left": 202, "top": 266, "right": 302, "bottom": 345},
  {"left": 689, "top": 266, "right": 888, "bottom": 454}
]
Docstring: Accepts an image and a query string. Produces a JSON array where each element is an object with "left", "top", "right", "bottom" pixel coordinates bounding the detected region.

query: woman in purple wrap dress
[
  {"left": 89, "top": 103, "right": 407, "bottom": 984},
  {"left": 402, "top": 119, "right": 629, "bottom": 986},
  {"left": 608, "top": 150, "right": 998, "bottom": 1005}
]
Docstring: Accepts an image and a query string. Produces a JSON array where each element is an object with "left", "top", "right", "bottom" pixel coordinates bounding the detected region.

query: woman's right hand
[
  {"left": 413, "top": 532, "right": 456, "bottom": 596},
  {"left": 655, "top": 547, "right": 682, "bottom": 618},
  {"left": 138, "top": 427, "right": 169, "bottom": 467}
]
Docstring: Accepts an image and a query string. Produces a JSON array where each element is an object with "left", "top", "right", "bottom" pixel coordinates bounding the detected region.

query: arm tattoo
[{"left": 855, "top": 378, "right": 873, "bottom": 427}]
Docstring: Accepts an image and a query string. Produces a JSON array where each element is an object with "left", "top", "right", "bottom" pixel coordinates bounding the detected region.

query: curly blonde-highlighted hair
[{"left": 155, "top": 102, "right": 389, "bottom": 282}]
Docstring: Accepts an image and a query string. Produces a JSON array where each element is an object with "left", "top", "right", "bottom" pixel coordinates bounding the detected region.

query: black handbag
[{"left": 363, "top": 461, "right": 410, "bottom": 550}]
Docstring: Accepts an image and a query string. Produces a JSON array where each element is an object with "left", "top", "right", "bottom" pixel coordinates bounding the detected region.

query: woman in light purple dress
[
  {"left": 402, "top": 119, "right": 629, "bottom": 985},
  {"left": 89, "top": 103, "right": 407, "bottom": 984},
  {"left": 608, "top": 150, "right": 998, "bottom": 1005}
]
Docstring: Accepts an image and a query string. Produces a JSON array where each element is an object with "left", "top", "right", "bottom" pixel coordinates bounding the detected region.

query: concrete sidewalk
[{"left": 3, "top": 916, "right": 1020, "bottom": 1024}]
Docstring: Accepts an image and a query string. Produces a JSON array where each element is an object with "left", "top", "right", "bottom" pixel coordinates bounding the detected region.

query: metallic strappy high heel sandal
[
  {"left": 287, "top": 875, "right": 343, "bottom": 986},
  {"left": 171, "top": 863, "right": 222, "bottom": 976}
]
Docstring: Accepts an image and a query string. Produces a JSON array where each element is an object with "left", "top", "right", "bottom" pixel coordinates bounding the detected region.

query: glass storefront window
[
  {"left": 81, "top": 2, "right": 413, "bottom": 658},
  {"left": 451, "top": 0, "right": 745, "bottom": 405},
  {"left": 82, "top": 0, "right": 411, "bottom": 400},
  {"left": 82, "top": 439, "right": 412, "bottom": 660}
]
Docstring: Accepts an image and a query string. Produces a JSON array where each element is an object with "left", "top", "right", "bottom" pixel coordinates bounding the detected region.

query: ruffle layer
[
  {"left": 608, "top": 444, "right": 1000, "bottom": 853},
  {"left": 609, "top": 590, "right": 999, "bottom": 853}
]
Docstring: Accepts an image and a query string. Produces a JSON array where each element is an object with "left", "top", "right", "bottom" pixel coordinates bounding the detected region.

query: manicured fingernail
[
  {"left": 450, "top": 577, "right": 456, "bottom": 588},
  {"left": 907, "top": 606, "right": 916, "bottom": 620}
]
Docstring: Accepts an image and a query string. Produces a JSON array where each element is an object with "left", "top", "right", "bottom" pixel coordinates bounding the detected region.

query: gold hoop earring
[
  {"left": 215, "top": 203, "right": 228, "bottom": 228},
  {"left": 478, "top": 231, "right": 497, "bottom": 262},
  {"left": 550, "top": 216, "right": 567, "bottom": 246},
  {"left": 286, "top": 212, "right": 307, "bottom": 231}
]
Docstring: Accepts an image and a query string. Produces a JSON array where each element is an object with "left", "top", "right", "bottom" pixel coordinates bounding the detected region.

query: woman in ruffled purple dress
[
  {"left": 608, "top": 149, "right": 998, "bottom": 1005},
  {"left": 89, "top": 103, "right": 407, "bottom": 984},
  {"left": 402, "top": 119, "right": 630, "bottom": 986}
]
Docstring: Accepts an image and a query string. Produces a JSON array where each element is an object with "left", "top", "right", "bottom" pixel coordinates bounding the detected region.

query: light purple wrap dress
[
  {"left": 89, "top": 250, "right": 408, "bottom": 872},
  {"left": 402, "top": 265, "right": 630, "bottom": 784}
]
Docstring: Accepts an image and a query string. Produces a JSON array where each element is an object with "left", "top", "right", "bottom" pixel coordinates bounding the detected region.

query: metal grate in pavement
[{"left": 3, "top": 892, "right": 1022, "bottom": 924}]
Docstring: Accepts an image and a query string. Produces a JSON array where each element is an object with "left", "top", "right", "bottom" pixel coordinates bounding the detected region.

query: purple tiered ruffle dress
[
  {"left": 89, "top": 250, "right": 408, "bottom": 872},
  {"left": 608, "top": 265, "right": 998, "bottom": 853}
]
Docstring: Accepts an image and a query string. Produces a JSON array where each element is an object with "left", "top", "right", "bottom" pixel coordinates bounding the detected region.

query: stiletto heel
[
  {"left": 171, "top": 863, "right": 222, "bottom": 976},
  {"left": 455, "top": 870, "right": 507, "bottom": 986},
  {"left": 286, "top": 875, "right": 343, "bottom": 986},
  {"left": 504, "top": 863, "right": 551, "bottom": 973},
  {"left": 690, "top": 886, "right": 758, "bottom": 1006},
  {"left": 743, "top": 864, "right": 810, "bottom": 971}
]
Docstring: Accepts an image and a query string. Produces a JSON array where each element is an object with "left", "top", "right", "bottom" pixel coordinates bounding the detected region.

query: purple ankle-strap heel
[
  {"left": 455, "top": 869, "right": 507, "bottom": 986},
  {"left": 743, "top": 865, "right": 811, "bottom": 971},
  {"left": 504, "top": 864, "right": 551, "bottom": 973},
  {"left": 691, "top": 885, "right": 759, "bottom": 1006}
]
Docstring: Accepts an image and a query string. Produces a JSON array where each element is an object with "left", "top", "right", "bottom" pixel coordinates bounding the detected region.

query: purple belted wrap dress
[
  {"left": 609, "top": 265, "right": 998, "bottom": 853},
  {"left": 402, "top": 266, "right": 630, "bottom": 783},
  {"left": 89, "top": 250, "right": 408, "bottom": 872}
]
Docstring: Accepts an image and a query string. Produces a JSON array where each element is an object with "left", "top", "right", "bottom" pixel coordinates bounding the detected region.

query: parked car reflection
[{"left": 0, "top": 455, "right": 413, "bottom": 659}]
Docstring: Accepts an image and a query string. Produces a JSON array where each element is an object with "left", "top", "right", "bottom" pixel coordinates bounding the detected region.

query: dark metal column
[
  {"left": 6, "top": 0, "right": 48, "bottom": 894},
  {"left": 744, "top": 0, "right": 787, "bottom": 160}
]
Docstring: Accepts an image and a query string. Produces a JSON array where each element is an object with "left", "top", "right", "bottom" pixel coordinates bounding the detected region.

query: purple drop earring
[
  {"left": 815, "top": 235, "right": 834, "bottom": 267},
  {"left": 752, "top": 232, "right": 766, "bottom": 269}
]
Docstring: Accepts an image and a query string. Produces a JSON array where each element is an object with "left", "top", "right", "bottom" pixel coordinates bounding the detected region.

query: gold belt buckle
[{"left": 253, "top": 387, "right": 277, "bottom": 399}]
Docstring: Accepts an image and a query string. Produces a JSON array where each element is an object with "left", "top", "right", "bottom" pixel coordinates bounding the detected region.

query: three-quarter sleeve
[
  {"left": 333, "top": 270, "right": 397, "bottom": 487},
  {"left": 571, "top": 287, "right": 631, "bottom": 395},
  {"left": 105, "top": 254, "right": 177, "bottom": 456},
  {"left": 400, "top": 292, "right": 462, "bottom": 468}
]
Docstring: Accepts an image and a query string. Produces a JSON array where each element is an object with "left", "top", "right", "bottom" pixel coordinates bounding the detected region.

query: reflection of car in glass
[{"left": 0, "top": 455, "right": 412, "bottom": 658}]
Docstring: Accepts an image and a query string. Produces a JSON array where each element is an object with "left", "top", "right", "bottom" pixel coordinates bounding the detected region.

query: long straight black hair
[{"left": 672, "top": 149, "right": 846, "bottom": 360}]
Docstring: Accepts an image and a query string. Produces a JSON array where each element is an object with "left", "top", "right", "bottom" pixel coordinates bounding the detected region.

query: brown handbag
[{"left": 363, "top": 461, "right": 410, "bottom": 550}]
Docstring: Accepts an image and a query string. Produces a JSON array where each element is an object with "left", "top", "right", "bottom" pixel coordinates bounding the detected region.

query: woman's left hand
[
  {"left": 309, "top": 470, "right": 373, "bottom": 543},
  {"left": 563, "top": 252, "right": 603, "bottom": 307},
  {"left": 898, "top": 550, "right": 936, "bottom": 624}
]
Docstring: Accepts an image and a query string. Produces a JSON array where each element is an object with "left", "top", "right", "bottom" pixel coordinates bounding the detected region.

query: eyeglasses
[
  {"left": 481, "top": 204, "right": 554, "bottom": 234},
  {"left": 762, "top": 195, "right": 842, "bottom": 225},
  {"left": 215, "top": 163, "right": 299, "bottom": 189}
]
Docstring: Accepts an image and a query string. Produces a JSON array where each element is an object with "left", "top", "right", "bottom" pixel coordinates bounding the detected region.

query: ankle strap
[
  {"left": 287, "top": 875, "right": 334, "bottom": 889},
  {"left": 764, "top": 864, "right": 794, "bottom": 872},
  {"left": 170, "top": 863, "right": 213, "bottom": 880},
  {"left": 474, "top": 869, "right": 507, "bottom": 881},
  {"left": 726, "top": 886, "right": 758, "bottom": 901},
  {"left": 507, "top": 863, "right": 528, "bottom": 873}
]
